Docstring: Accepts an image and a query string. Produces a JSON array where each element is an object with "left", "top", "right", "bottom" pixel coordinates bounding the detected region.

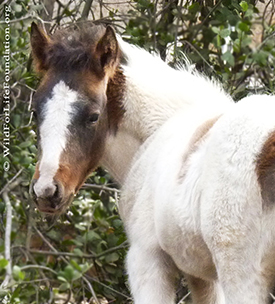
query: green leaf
[
  {"left": 253, "top": 50, "right": 269, "bottom": 66},
  {"left": 220, "top": 28, "right": 231, "bottom": 38},
  {"left": 59, "top": 282, "right": 70, "bottom": 291},
  {"left": 222, "top": 51, "right": 235, "bottom": 67},
  {"left": 70, "top": 259, "right": 82, "bottom": 271},
  {"left": 0, "top": 202, "right": 6, "bottom": 213},
  {"left": 12, "top": 114, "right": 21, "bottom": 128},
  {"left": 245, "top": 8, "right": 254, "bottom": 17},
  {"left": 0, "top": 288, "right": 9, "bottom": 297},
  {"left": 113, "top": 219, "right": 123, "bottom": 229},
  {"left": 238, "top": 22, "right": 250, "bottom": 32},
  {"left": 211, "top": 26, "right": 220, "bottom": 34},
  {"left": 0, "top": 258, "right": 8, "bottom": 269},
  {"left": 72, "top": 248, "right": 84, "bottom": 257},
  {"left": 75, "top": 223, "right": 86, "bottom": 231},
  {"left": 57, "top": 276, "right": 68, "bottom": 283},
  {"left": 240, "top": 1, "right": 248, "bottom": 12},
  {"left": 19, "top": 141, "right": 32, "bottom": 149},
  {"left": 63, "top": 265, "right": 75, "bottom": 282},
  {"left": 12, "top": 265, "right": 25, "bottom": 281},
  {"left": 11, "top": 4, "right": 22, "bottom": 12},
  {"left": 60, "top": 265, "right": 82, "bottom": 282},
  {"left": 216, "top": 35, "right": 221, "bottom": 48},
  {"left": 86, "top": 230, "right": 101, "bottom": 243},
  {"left": 105, "top": 253, "right": 120, "bottom": 263},
  {"left": 79, "top": 262, "right": 91, "bottom": 273},
  {"left": 188, "top": 2, "right": 200, "bottom": 14},
  {"left": 105, "top": 265, "right": 117, "bottom": 274}
]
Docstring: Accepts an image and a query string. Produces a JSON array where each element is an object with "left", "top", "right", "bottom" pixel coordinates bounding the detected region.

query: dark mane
[{"left": 46, "top": 24, "right": 106, "bottom": 72}]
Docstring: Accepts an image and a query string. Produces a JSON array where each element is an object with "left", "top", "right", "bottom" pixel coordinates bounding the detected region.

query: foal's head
[{"left": 30, "top": 23, "right": 121, "bottom": 214}]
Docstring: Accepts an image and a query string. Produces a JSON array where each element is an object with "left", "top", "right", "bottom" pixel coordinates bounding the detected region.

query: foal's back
[{"left": 120, "top": 95, "right": 275, "bottom": 304}]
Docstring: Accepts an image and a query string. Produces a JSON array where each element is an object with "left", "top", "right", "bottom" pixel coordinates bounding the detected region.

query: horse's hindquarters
[{"left": 122, "top": 96, "right": 275, "bottom": 304}]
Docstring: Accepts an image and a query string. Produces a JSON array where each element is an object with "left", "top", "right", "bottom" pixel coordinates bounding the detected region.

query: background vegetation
[{"left": 0, "top": 0, "right": 275, "bottom": 303}]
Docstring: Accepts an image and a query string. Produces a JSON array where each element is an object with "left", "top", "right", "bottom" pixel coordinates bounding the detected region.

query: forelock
[{"left": 45, "top": 24, "right": 106, "bottom": 72}]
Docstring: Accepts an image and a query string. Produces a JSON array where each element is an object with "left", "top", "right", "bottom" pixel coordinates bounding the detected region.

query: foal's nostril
[
  {"left": 30, "top": 179, "right": 38, "bottom": 201},
  {"left": 53, "top": 183, "right": 59, "bottom": 198},
  {"left": 44, "top": 185, "right": 57, "bottom": 198},
  {"left": 32, "top": 179, "right": 63, "bottom": 201}
]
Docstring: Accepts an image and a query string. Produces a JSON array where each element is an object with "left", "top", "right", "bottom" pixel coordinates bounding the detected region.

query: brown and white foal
[{"left": 30, "top": 23, "right": 275, "bottom": 303}]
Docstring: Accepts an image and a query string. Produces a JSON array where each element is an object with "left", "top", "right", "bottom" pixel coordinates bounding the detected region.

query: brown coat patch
[
  {"left": 33, "top": 163, "right": 40, "bottom": 180},
  {"left": 256, "top": 131, "right": 275, "bottom": 204},
  {"left": 179, "top": 116, "right": 221, "bottom": 182},
  {"left": 188, "top": 116, "right": 221, "bottom": 153},
  {"left": 107, "top": 67, "right": 126, "bottom": 132}
]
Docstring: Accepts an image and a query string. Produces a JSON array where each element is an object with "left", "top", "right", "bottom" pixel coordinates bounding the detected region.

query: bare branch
[
  {"left": 81, "top": 0, "right": 94, "bottom": 20},
  {"left": 82, "top": 276, "right": 100, "bottom": 304},
  {"left": 1, "top": 175, "right": 23, "bottom": 289},
  {"left": 0, "top": 168, "right": 23, "bottom": 196},
  {"left": 20, "top": 265, "right": 58, "bottom": 275},
  {"left": 82, "top": 183, "right": 120, "bottom": 193},
  {"left": 177, "top": 291, "right": 191, "bottom": 303},
  {"left": 28, "top": 240, "right": 128, "bottom": 259}
]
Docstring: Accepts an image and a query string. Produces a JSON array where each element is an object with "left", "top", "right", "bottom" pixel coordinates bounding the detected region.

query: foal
[{"left": 29, "top": 23, "right": 275, "bottom": 303}]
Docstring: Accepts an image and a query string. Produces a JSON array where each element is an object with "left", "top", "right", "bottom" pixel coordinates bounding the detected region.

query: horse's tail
[{"left": 256, "top": 130, "right": 275, "bottom": 205}]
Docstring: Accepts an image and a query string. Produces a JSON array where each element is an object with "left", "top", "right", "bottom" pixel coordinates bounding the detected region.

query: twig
[
  {"left": 29, "top": 240, "right": 128, "bottom": 259},
  {"left": 177, "top": 291, "right": 191, "bottom": 303},
  {"left": 63, "top": 288, "right": 72, "bottom": 304},
  {"left": 85, "top": 274, "right": 132, "bottom": 300},
  {"left": 83, "top": 183, "right": 120, "bottom": 193},
  {"left": 81, "top": 0, "right": 94, "bottom": 20},
  {"left": 33, "top": 226, "right": 68, "bottom": 264},
  {"left": 191, "top": 0, "right": 223, "bottom": 40},
  {"left": 1, "top": 191, "right": 13, "bottom": 289},
  {"left": 0, "top": 168, "right": 23, "bottom": 196},
  {"left": 29, "top": 249, "right": 95, "bottom": 258},
  {"left": 1, "top": 176, "right": 23, "bottom": 289},
  {"left": 262, "top": 0, "right": 273, "bottom": 41},
  {"left": 0, "top": 0, "right": 10, "bottom": 9},
  {"left": 82, "top": 276, "right": 100, "bottom": 304},
  {"left": 20, "top": 265, "right": 58, "bottom": 275},
  {"left": 95, "top": 241, "right": 128, "bottom": 258},
  {"left": 31, "top": 228, "right": 105, "bottom": 304},
  {"left": 17, "top": 243, "right": 51, "bottom": 288},
  {"left": 181, "top": 40, "right": 214, "bottom": 71}
]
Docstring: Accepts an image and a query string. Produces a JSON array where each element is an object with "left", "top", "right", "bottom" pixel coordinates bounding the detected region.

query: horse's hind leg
[
  {"left": 127, "top": 243, "right": 178, "bottom": 304},
  {"left": 202, "top": 192, "right": 268, "bottom": 303},
  {"left": 186, "top": 275, "right": 225, "bottom": 304}
]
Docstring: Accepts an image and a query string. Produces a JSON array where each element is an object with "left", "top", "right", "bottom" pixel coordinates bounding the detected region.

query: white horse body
[
  {"left": 101, "top": 39, "right": 233, "bottom": 184},
  {"left": 100, "top": 40, "right": 275, "bottom": 303},
  {"left": 120, "top": 95, "right": 275, "bottom": 303}
]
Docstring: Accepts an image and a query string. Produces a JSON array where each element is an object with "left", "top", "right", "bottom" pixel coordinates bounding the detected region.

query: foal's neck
[{"left": 101, "top": 41, "right": 233, "bottom": 184}]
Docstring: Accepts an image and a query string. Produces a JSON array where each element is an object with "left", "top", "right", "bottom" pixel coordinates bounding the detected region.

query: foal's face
[{"left": 30, "top": 23, "right": 119, "bottom": 214}]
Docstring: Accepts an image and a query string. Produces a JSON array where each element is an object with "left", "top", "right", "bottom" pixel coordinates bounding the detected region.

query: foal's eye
[{"left": 89, "top": 113, "right": 99, "bottom": 124}]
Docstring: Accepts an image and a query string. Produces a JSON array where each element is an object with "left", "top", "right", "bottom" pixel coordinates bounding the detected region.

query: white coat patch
[{"left": 34, "top": 81, "right": 77, "bottom": 198}]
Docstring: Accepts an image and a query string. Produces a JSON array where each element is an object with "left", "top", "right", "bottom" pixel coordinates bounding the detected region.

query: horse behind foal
[{"left": 120, "top": 95, "right": 275, "bottom": 304}]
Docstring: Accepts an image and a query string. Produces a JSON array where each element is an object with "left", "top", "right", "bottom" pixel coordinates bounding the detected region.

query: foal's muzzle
[{"left": 30, "top": 179, "right": 68, "bottom": 214}]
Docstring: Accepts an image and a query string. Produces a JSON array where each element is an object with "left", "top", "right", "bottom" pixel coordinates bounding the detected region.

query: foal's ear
[
  {"left": 30, "top": 22, "right": 50, "bottom": 73},
  {"left": 96, "top": 26, "right": 119, "bottom": 75}
]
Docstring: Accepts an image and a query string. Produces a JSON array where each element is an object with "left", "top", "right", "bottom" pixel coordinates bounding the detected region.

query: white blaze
[{"left": 34, "top": 81, "right": 77, "bottom": 198}]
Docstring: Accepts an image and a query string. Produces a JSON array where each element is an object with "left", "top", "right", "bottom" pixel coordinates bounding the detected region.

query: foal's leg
[
  {"left": 185, "top": 275, "right": 225, "bottom": 304},
  {"left": 127, "top": 243, "right": 178, "bottom": 304},
  {"left": 202, "top": 196, "right": 268, "bottom": 304},
  {"left": 213, "top": 250, "right": 267, "bottom": 304}
]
